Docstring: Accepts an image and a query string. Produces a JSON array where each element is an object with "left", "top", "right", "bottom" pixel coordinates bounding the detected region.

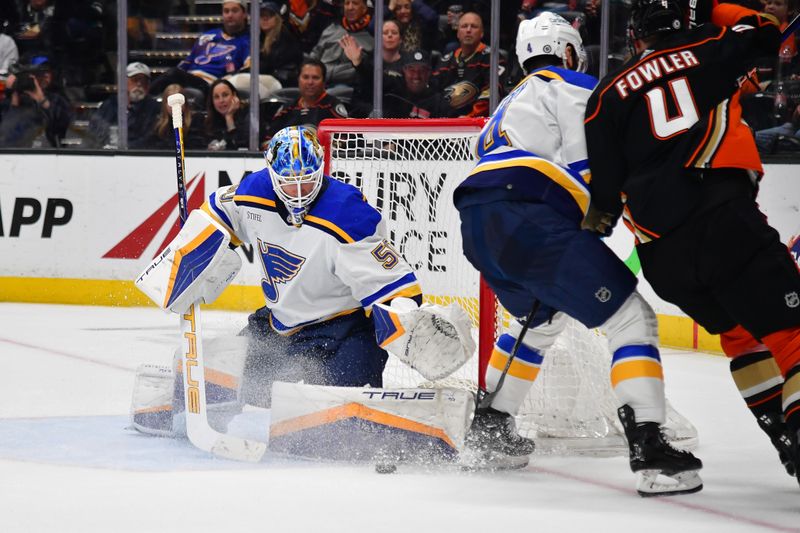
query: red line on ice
[{"left": 0, "top": 337, "right": 134, "bottom": 373}]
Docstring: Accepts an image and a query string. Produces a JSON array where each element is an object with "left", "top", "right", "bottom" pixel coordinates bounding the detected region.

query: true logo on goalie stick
[{"left": 182, "top": 304, "right": 202, "bottom": 414}]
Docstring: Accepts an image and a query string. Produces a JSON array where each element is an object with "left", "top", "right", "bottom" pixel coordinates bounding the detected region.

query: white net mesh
[{"left": 321, "top": 120, "right": 697, "bottom": 454}]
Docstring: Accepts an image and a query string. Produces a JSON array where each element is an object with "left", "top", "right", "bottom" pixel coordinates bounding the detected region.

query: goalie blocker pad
[
  {"left": 135, "top": 209, "right": 242, "bottom": 314},
  {"left": 268, "top": 382, "right": 473, "bottom": 463}
]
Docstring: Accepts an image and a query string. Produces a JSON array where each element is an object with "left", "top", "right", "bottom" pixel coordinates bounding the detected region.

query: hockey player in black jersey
[{"left": 584, "top": 0, "right": 800, "bottom": 486}]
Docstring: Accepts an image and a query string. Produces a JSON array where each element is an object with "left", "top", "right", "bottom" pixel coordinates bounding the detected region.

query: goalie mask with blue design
[{"left": 264, "top": 126, "right": 325, "bottom": 225}]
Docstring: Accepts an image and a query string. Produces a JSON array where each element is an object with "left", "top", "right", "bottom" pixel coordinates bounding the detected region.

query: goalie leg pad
[
  {"left": 130, "top": 364, "right": 179, "bottom": 437},
  {"left": 268, "top": 381, "right": 473, "bottom": 463},
  {"left": 135, "top": 209, "right": 242, "bottom": 314},
  {"left": 130, "top": 337, "right": 249, "bottom": 437},
  {"left": 374, "top": 298, "right": 476, "bottom": 381}
]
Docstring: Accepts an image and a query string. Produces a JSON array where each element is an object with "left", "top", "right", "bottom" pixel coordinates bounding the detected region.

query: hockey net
[{"left": 317, "top": 118, "right": 697, "bottom": 454}]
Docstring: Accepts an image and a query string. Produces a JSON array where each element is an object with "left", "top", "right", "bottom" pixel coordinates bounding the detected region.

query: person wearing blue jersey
[
  {"left": 453, "top": 12, "right": 703, "bottom": 496},
  {"left": 131, "top": 126, "right": 475, "bottom": 441},
  {"left": 149, "top": 0, "right": 251, "bottom": 98}
]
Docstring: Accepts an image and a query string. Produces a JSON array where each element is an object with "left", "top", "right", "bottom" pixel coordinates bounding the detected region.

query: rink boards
[{"left": 1, "top": 151, "right": 798, "bottom": 352}]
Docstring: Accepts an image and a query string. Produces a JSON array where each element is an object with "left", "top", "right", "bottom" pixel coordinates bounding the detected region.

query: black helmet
[{"left": 629, "top": 0, "right": 684, "bottom": 40}]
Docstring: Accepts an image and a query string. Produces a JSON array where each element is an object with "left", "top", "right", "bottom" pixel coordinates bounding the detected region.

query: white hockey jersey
[
  {"left": 455, "top": 66, "right": 598, "bottom": 222},
  {"left": 475, "top": 66, "right": 596, "bottom": 174},
  {"left": 204, "top": 170, "right": 421, "bottom": 333}
]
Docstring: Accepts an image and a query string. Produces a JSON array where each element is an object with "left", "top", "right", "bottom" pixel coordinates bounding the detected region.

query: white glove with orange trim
[
  {"left": 135, "top": 210, "right": 241, "bottom": 314},
  {"left": 373, "top": 297, "right": 475, "bottom": 380}
]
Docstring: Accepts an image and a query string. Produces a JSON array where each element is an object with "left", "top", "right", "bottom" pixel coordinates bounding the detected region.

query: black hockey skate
[
  {"left": 756, "top": 413, "right": 797, "bottom": 477},
  {"left": 461, "top": 407, "right": 534, "bottom": 470},
  {"left": 618, "top": 404, "right": 703, "bottom": 497}
]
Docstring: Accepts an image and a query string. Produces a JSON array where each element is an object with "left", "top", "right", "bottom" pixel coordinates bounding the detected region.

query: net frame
[{"left": 317, "top": 118, "right": 697, "bottom": 455}]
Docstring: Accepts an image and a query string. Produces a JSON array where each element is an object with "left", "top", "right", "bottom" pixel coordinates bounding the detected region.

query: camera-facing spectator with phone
[{"left": 0, "top": 55, "right": 72, "bottom": 148}]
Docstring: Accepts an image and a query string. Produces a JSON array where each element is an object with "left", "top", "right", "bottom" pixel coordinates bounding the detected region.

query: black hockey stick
[{"left": 476, "top": 299, "right": 541, "bottom": 410}]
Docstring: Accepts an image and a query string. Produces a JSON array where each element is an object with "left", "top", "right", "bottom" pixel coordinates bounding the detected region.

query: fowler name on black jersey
[{"left": 584, "top": 4, "right": 780, "bottom": 241}]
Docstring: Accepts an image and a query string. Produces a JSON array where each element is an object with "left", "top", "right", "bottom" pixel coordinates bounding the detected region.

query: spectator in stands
[
  {"left": 766, "top": 0, "right": 798, "bottom": 47},
  {"left": 438, "top": 3, "right": 463, "bottom": 54},
  {"left": 149, "top": 0, "right": 251, "bottom": 98},
  {"left": 0, "top": 31, "right": 19, "bottom": 77},
  {"left": 15, "top": 0, "right": 54, "bottom": 57},
  {"left": 137, "top": 84, "right": 207, "bottom": 150},
  {"left": 50, "top": 0, "right": 109, "bottom": 90},
  {"left": 385, "top": 49, "right": 451, "bottom": 118},
  {"left": 204, "top": 78, "right": 250, "bottom": 151},
  {"left": 309, "top": 0, "right": 374, "bottom": 87},
  {"left": 87, "top": 62, "right": 160, "bottom": 149},
  {"left": 0, "top": 56, "right": 72, "bottom": 148},
  {"left": 128, "top": 0, "right": 174, "bottom": 49},
  {"left": 341, "top": 19, "right": 407, "bottom": 116},
  {"left": 286, "top": 0, "right": 342, "bottom": 53},
  {"left": 389, "top": 0, "right": 440, "bottom": 52},
  {"left": 431, "top": 11, "right": 505, "bottom": 117},
  {"left": 229, "top": 1, "right": 303, "bottom": 98},
  {"left": 263, "top": 58, "right": 348, "bottom": 143},
  {"left": 256, "top": 2, "right": 303, "bottom": 88}
]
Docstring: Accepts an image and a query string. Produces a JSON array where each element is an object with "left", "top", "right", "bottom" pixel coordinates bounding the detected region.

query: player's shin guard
[
  {"left": 762, "top": 326, "right": 800, "bottom": 483},
  {"left": 484, "top": 313, "right": 566, "bottom": 415},
  {"left": 601, "top": 292, "right": 665, "bottom": 425},
  {"left": 723, "top": 327, "right": 793, "bottom": 477},
  {"left": 468, "top": 314, "right": 567, "bottom": 458}
]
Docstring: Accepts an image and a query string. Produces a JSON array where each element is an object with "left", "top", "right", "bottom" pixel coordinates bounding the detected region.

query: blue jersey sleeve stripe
[{"left": 361, "top": 273, "right": 420, "bottom": 309}]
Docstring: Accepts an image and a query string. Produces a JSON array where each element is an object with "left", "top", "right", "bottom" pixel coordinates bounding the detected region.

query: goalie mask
[
  {"left": 264, "top": 126, "right": 325, "bottom": 226},
  {"left": 516, "top": 12, "right": 587, "bottom": 73}
]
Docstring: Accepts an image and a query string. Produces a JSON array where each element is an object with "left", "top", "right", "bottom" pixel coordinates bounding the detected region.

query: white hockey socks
[
  {"left": 600, "top": 291, "right": 665, "bottom": 425},
  {"left": 485, "top": 313, "right": 567, "bottom": 415}
]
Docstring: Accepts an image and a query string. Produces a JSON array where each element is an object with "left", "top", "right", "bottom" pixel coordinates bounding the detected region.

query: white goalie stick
[{"left": 167, "top": 93, "right": 266, "bottom": 462}]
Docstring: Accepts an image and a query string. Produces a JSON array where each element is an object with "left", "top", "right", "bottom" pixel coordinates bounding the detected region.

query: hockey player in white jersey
[
  {"left": 132, "top": 126, "right": 474, "bottom": 442},
  {"left": 453, "top": 13, "right": 702, "bottom": 496}
]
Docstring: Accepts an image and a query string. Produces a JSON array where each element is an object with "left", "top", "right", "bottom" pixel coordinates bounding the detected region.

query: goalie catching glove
[
  {"left": 373, "top": 297, "right": 475, "bottom": 381},
  {"left": 135, "top": 209, "right": 242, "bottom": 314}
]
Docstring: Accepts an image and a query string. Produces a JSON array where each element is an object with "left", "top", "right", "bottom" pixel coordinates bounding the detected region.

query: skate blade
[
  {"left": 458, "top": 448, "right": 530, "bottom": 472},
  {"left": 636, "top": 469, "right": 703, "bottom": 497}
]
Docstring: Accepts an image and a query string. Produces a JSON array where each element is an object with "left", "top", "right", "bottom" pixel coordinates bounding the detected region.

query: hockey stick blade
[{"left": 783, "top": 12, "right": 800, "bottom": 43}]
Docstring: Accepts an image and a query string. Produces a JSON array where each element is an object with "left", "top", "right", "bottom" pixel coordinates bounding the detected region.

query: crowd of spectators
[{"left": 0, "top": 0, "right": 797, "bottom": 153}]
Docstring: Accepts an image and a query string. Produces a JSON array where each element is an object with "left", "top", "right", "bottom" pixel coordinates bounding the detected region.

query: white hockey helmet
[{"left": 516, "top": 12, "right": 587, "bottom": 73}]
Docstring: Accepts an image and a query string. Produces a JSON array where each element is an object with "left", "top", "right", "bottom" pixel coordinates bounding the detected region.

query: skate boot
[
  {"left": 618, "top": 404, "right": 703, "bottom": 497},
  {"left": 756, "top": 413, "right": 796, "bottom": 477},
  {"left": 461, "top": 407, "right": 534, "bottom": 470}
]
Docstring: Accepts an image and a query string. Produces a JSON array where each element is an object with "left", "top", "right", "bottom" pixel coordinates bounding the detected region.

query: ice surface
[{"left": 1, "top": 303, "right": 798, "bottom": 533}]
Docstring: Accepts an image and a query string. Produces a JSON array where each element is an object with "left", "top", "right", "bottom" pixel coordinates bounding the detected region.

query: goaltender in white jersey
[{"left": 131, "top": 126, "right": 474, "bottom": 448}]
